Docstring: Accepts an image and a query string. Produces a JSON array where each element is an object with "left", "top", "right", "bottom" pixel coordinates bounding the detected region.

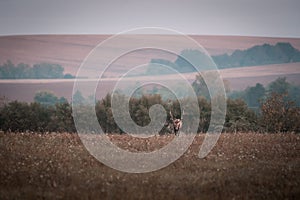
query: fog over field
[{"left": 0, "top": 63, "right": 300, "bottom": 102}]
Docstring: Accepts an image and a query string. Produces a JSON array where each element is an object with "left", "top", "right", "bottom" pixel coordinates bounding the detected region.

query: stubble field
[{"left": 0, "top": 132, "right": 299, "bottom": 199}]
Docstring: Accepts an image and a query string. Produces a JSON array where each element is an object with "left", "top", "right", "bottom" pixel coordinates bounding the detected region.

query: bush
[
  {"left": 224, "top": 99, "right": 258, "bottom": 133},
  {"left": 260, "top": 93, "right": 300, "bottom": 133}
]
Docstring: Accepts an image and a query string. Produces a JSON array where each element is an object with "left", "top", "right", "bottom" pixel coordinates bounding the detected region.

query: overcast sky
[{"left": 0, "top": 0, "right": 299, "bottom": 37}]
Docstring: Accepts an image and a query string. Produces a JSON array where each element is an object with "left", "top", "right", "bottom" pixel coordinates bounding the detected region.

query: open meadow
[
  {"left": 1, "top": 34, "right": 300, "bottom": 199},
  {"left": 0, "top": 132, "right": 299, "bottom": 199}
]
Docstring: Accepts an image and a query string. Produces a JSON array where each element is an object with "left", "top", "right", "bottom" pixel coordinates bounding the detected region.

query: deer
[{"left": 169, "top": 110, "right": 183, "bottom": 135}]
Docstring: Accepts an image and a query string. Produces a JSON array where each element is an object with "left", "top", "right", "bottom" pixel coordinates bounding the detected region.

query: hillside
[
  {"left": 1, "top": 35, "right": 300, "bottom": 75},
  {"left": 0, "top": 35, "right": 300, "bottom": 102}
]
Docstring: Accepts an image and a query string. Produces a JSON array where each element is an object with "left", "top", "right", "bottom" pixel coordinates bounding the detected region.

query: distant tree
[
  {"left": 223, "top": 79, "right": 231, "bottom": 94},
  {"left": 72, "top": 90, "right": 85, "bottom": 105},
  {"left": 268, "top": 77, "right": 300, "bottom": 107},
  {"left": 174, "top": 49, "right": 211, "bottom": 72},
  {"left": 192, "top": 75, "right": 210, "bottom": 99},
  {"left": 31, "top": 63, "right": 64, "bottom": 79},
  {"left": 268, "top": 77, "right": 290, "bottom": 95},
  {"left": 0, "top": 61, "right": 74, "bottom": 79},
  {"left": 0, "top": 60, "right": 15, "bottom": 78},
  {"left": 289, "top": 85, "right": 300, "bottom": 107},
  {"left": 63, "top": 73, "right": 75, "bottom": 79},
  {"left": 147, "top": 59, "right": 178, "bottom": 75},
  {"left": 213, "top": 42, "right": 300, "bottom": 68},
  {"left": 34, "top": 91, "right": 66, "bottom": 107},
  {"left": 211, "top": 54, "right": 230, "bottom": 69},
  {"left": 228, "top": 90, "right": 245, "bottom": 100},
  {"left": 14, "top": 63, "right": 30, "bottom": 78},
  {"left": 244, "top": 83, "right": 266, "bottom": 108}
]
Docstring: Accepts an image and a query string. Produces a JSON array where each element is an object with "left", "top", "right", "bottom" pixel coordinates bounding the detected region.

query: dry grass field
[{"left": 0, "top": 132, "right": 299, "bottom": 199}]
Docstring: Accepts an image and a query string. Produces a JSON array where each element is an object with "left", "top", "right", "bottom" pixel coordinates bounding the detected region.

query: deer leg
[{"left": 174, "top": 127, "right": 178, "bottom": 135}]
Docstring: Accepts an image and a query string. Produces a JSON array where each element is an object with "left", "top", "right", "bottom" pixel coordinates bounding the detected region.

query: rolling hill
[
  {"left": 0, "top": 35, "right": 300, "bottom": 102},
  {"left": 1, "top": 35, "right": 300, "bottom": 75}
]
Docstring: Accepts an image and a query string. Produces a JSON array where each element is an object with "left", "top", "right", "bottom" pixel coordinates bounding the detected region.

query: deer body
[{"left": 169, "top": 111, "right": 183, "bottom": 135}]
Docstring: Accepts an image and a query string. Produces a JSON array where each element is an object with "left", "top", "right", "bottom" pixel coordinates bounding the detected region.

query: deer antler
[{"left": 169, "top": 110, "right": 174, "bottom": 120}]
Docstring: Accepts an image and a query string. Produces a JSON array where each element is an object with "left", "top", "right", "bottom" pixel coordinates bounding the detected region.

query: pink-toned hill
[
  {"left": 1, "top": 35, "right": 300, "bottom": 75},
  {"left": 0, "top": 35, "right": 300, "bottom": 102}
]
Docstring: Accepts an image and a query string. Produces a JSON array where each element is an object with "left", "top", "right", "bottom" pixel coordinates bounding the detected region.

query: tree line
[
  {"left": 0, "top": 60, "right": 75, "bottom": 79},
  {"left": 146, "top": 43, "right": 300, "bottom": 75},
  {"left": 228, "top": 77, "right": 300, "bottom": 108},
  {"left": 0, "top": 77, "right": 299, "bottom": 134},
  {"left": 213, "top": 42, "right": 300, "bottom": 69}
]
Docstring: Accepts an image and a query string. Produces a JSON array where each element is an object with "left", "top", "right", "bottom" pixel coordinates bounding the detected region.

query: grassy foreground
[{"left": 0, "top": 132, "right": 299, "bottom": 199}]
